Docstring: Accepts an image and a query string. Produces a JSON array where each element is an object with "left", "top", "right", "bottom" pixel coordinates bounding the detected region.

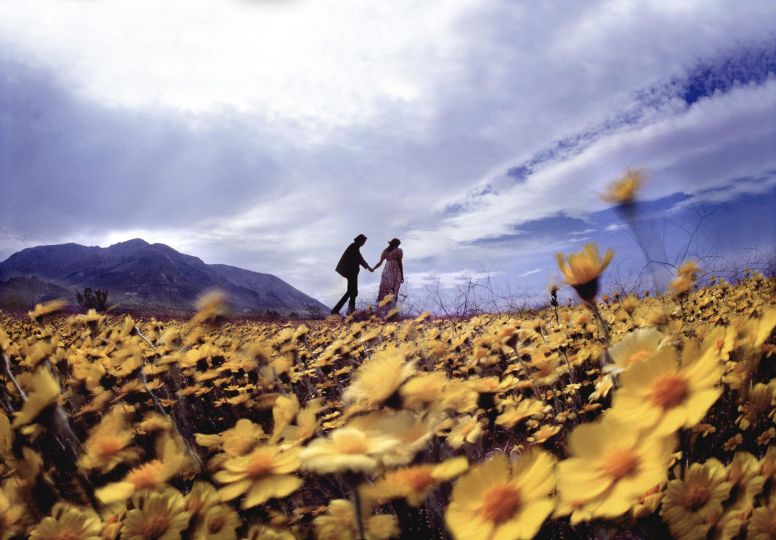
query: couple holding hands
[{"left": 331, "top": 234, "right": 404, "bottom": 316}]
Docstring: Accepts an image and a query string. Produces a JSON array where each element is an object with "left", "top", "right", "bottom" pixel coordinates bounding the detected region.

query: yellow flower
[
  {"left": 313, "top": 499, "right": 399, "bottom": 540},
  {"left": 557, "top": 415, "right": 675, "bottom": 522},
  {"left": 121, "top": 488, "right": 191, "bottom": 540},
  {"left": 13, "top": 366, "right": 60, "bottom": 428},
  {"left": 669, "top": 262, "right": 699, "bottom": 296},
  {"left": 495, "top": 398, "right": 548, "bottom": 429},
  {"left": 212, "top": 419, "right": 266, "bottom": 457},
  {"left": 555, "top": 243, "right": 613, "bottom": 302},
  {"left": 446, "top": 450, "right": 556, "bottom": 540},
  {"left": 660, "top": 459, "right": 732, "bottom": 539},
  {"left": 79, "top": 405, "right": 139, "bottom": 474},
  {"left": 606, "top": 327, "right": 669, "bottom": 372},
  {"left": 191, "top": 290, "right": 228, "bottom": 325},
  {"left": 244, "top": 524, "right": 296, "bottom": 540},
  {"left": 278, "top": 398, "right": 323, "bottom": 446},
  {"left": 527, "top": 424, "right": 561, "bottom": 445},
  {"left": 300, "top": 426, "right": 399, "bottom": 474},
  {"left": 725, "top": 452, "right": 764, "bottom": 513},
  {"left": 602, "top": 169, "right": 642, "bottom": 205},
  {"left": 193, "top": 504, "right": 240, "bottom": 540},
  {"left": 343, "top": 348, "right": 416, "bottom": 409},
  {"left": 29, "top": 503, "right": 102, "bottom": 540},
  {"left": 214, "top": 445, "right": 302, "bottom": 509},
  {"left": 96, "top": 434, "right": 190, "bottom": 504},
  {"left": 28, "top": 299, "right": 67, "bottom": 323},
  {"left": 270, "top": 394, "right": 301, "bottom": 443},
  {"left": 0, "top": 488, "right": 25, "bottom": 540},
  {"left": 362, "top": 457, "right": 468, "bottom": 507},
  {"left": 609, "top": 339, "right": 723, "bottom": 435},
  {"left": 399, "top": 371, "right": 448, "bottom": 411},
  {"left": 445, "top": 414, "right": 485, "bottom": 450},
  {"left": 348, "top": 410, "right": 436, "bottom": 466},
  {"left": 185, "top": 481, "right": 220, "bottom": 521},
  {"left": 748, "top": 497, "right": 776, "bottom": 540}
]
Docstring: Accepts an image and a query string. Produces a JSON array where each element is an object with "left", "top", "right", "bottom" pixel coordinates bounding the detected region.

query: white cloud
[
  {"left": 0, "top": 0, "right": 478, "bottom": 140},
  {"left": 517, "top": 268, "right": 542, "bottom": 278},
  {"left": 406, "top": 78, "right": 776, "bottom": 258}
]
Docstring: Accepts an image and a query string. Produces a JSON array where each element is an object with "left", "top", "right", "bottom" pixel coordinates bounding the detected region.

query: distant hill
[{"left": 0, "top": 239, "right": 328, "bottom": 317}]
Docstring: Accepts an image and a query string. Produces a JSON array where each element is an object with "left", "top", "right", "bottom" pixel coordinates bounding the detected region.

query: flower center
[
  {"left": 626, "top": 350, "right": 651, "bottom": 367},
  {"left": 128, "top": 461, "right": 164, "bottom": 490},
  {"left": 54, "top": 533, "right": 81, "bottom": 540},
  {"left": 96, "top": 436, "right": 125, "bottom": 458},
  {"left": 402, "top": 467, "right": 436, "bottom": 493},
  {"left": 142, "top": 515, "right": 171, "bottom": 538},
  {"left": 683, "top": 484, "right": 711, "bottom": 512},
  {"left": 245, "top": 452, "right": 276, "bottom": 477},
  {"left": 650, "top": 374, "right": 689, "bottom": 409},
  {"left": 480, "top": 484, "right": 521, "bottom": 524},
  {"left": 208, "top": 516, "right": 226, "bottom": 533},
  {"left": 337, "top": 435, "right": 369, "bottom": 455},
  {"left": 602, "top": 448, "right": 639, "bottom": 480}
]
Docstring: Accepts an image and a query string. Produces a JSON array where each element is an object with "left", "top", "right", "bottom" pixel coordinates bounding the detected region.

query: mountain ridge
[{"left": 0, "top": 239, "right": 328, "bottom": 317}]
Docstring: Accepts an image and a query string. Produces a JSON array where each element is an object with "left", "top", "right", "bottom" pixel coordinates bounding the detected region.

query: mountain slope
[{"left": 0, "top": 239, "right": 327, "bottom": 316}]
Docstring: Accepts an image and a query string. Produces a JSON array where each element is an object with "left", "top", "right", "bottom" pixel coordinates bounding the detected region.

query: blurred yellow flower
[
  {"left": 343, "top": 348, "right": 416, "bottom": 409},
  {"left": 495, "top": 398, "right": 548, "bottom": 429},
  {"left": 300, "top": 426, "right": 399, "bottom": 474},
  {"left": 555, "top": 243, "right": 613, "bottom": 302},
  {"left": 602, "top": 169, "right": 642, "bottom": 205},
  {"left": 313, "top": 499, "right": 399, "bottom": 540},
  {"left": 606, "top": 327, "right": 669, "bottom": 372},
  {"left": 446, "top": 450, "right": 556, "bottom": 540},
  {"left": 748, "top": 497, "right": 776, "bottom": 540},
  {"left": 193, "top": 503, "right": 240, "bottom": 540},
  {"left": 214, "top": 445, "right": 302, "bottom": 509},
  {"left": 96, "top": 434, "right": 190, "bottom": 504},
  {"left": 29, "top": 503, "right": 102, "bottom": 540},
  {"left": 609, "top": 340, "right": 723, "bottom": 435},
  {"left": 121, "top": 488, "right": 191, "bottom": 540},
  {"left": 0, "top": 489, "right": 25, "bottom": 540},
  {"left": 557, "top": 415, "right": 675, "bottom": 522},
  {"left": 13, "top": 366, "right": 60, "bottom": 428},
  {"left": 79, "top": 405, "right": 139, "bottom": 474},
  {"left": 27, "top": 299, "right": 67, "bottom": 323},
  {"left": 660, "top": 459, "right": 731, "bottom": 539},
  {"left": 362, "top": 457, "right": 468, "bottom": 507}
]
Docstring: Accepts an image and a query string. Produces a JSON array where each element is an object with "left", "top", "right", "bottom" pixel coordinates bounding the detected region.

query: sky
[{"left": 1, "top": 0, "right": 775, "bottom": 311}]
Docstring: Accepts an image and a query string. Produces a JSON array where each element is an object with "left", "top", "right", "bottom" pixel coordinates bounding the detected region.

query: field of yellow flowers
[{"left": 1, "top": 268, "right": 774, "bottom": 539}]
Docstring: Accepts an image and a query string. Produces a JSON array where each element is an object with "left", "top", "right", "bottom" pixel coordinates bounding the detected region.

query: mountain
[{"left": 0, "top": 239, "right": 328, "bottom": 317}]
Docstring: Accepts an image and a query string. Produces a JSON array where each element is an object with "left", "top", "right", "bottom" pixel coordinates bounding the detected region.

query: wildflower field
[{"left": 1, "top": 271, "right": 774, "bottom": 540}]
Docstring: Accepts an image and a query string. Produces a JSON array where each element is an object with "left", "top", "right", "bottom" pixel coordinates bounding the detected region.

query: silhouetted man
[{"left": 331, "top": 234, "right": 372, "bottom": 315}]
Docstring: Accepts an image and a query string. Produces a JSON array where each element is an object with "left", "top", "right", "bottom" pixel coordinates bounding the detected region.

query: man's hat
[{"left": 354, "top": 234, "right": 367, "bottom": 242}]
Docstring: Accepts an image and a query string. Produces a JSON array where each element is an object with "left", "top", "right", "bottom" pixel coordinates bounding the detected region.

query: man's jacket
[{"left": 335, "top": 242, "right": 369, "bottom": 278}]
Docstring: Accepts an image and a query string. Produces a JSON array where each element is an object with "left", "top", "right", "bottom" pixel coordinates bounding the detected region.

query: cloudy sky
[{"left": 1, "top": 0, "right": 775, "bottom": 310}]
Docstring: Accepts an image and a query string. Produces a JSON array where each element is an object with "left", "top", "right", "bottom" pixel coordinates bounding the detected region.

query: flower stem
[{"left": 344, "top": 474, "right": 366, "bottom": 540}]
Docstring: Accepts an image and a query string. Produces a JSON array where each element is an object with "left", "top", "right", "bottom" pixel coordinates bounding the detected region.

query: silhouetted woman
[{"left": 373, "top": 238, "right": 403, "bottom": 314}]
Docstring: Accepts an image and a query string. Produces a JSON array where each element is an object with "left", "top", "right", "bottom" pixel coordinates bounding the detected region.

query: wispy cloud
[{"left": 517, "top": 268, "right": 542, "bottom": 278}]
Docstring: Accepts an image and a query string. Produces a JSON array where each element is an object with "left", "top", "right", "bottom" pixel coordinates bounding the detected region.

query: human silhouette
[
  {"left": 331, "top": 234, "right": 373, "bottom": 315},
  {"left": 373, "top": 238, "right": 404, "bottom": 314}
]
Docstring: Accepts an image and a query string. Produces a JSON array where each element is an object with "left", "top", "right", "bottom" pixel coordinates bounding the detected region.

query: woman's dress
[{"left": 377, "top": 248, "right": 403, "bottom": 312}]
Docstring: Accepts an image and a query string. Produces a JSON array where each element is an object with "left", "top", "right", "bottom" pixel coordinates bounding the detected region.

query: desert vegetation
[{"left": 0, "top": 262, "right": 774, "bottom": 539}]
